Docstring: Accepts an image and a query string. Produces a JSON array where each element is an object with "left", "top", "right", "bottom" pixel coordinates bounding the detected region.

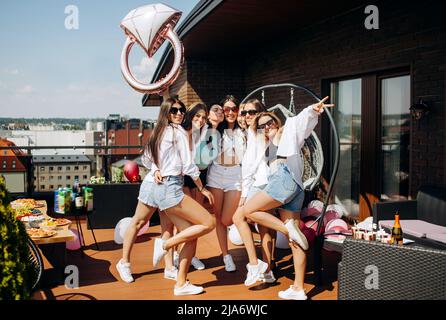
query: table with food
[{"left": 11, "top": 198, "right": 75, "bottom": 244}]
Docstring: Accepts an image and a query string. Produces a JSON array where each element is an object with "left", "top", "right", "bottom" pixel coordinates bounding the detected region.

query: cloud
[
  {"left": 16, "top": 85, "right": 35, "bottom": 94},
  {"left": 132, "top": 56, "right": 159, "bottom": 83},
  {"left": 3, "top": 69, "right": 19, "bottom": 76}
]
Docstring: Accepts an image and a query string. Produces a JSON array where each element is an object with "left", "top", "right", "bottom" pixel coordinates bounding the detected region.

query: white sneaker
[
  {"left": 173, "top": 251, "right": 179, "bottom": 268},
  {"left": 116, "top": 259, "right": 134, "bottom": 283},
  {"left": 278, "top": 286, "right": 307, "bottom": 300},
  {"left": 285, "top": 220, "right": 309, "bottom": 250},
  {"left": 223, "top": 254, "right": 236, "bottom": 272},
  {"left": 153, "top": 238, "right": 168, "bottom": 268},
  {"left": 191, "top": 257, "right": 205, "bottom": 270},
  {"left": 174, "top": 281, "right": 204, "bottom": 296},
  {"left": 244, "top": 259, "right": 268, "bottom": 286},
  {"left": 164, "top": 267, "right": 178, "bottom": 281},
  {"left": 259, "top": 270, "right": 276, "bottom": 283}
]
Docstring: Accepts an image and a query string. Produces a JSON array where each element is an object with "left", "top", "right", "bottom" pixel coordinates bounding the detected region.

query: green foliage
[{"left": 0, "top": 177, "right": 33, "bottom": 300}]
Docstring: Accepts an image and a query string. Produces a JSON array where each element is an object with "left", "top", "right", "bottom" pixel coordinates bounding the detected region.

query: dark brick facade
[{"left": 166, "top": 0, "right": 445, "bottom": 199}]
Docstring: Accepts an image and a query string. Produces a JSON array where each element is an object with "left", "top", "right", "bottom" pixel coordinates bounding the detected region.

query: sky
[{"left": 0, "top": 0, "right": 199, "bottom": 120}]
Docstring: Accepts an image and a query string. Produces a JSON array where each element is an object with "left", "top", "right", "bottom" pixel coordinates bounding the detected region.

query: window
[
  {"left": 50, "top": 185, "right": 54, "bottom": 189},
  {"left": 12, "top": 160, "right": 16, "bottom": 165},
  {"left": 40, "top": 176, "right": 45, "bottom": 181},
  {"left": 74, "top": 175, "right": 79, "bottom": 180},
  {"left": 58, "top": 166, "right": 62, "bottom": 171},
  {"left": 66, "top": 166, "right": 71, "bottom": 171},
  {"left": 83, "top": 175, "right": 88, "bottom": 180},
  {"left": 40, "top": 166, "right": 45, "bottom": 171},
  {"left": 49, "top": 176, "right": 53, "bottom": 181},
  {"left": 41, "top": 185, "right": 45, "bottom": 190},
  {"left": 66, "top": 175, "right": 71, "bottom": 180},
  {"left": 58, "top": 184, "right": 62, "bottom": 188},
  {"left": 49, "top": 166, "right": 54, "bottom": 171},
  {"left": 74, "top": 166, "right": 79, "bottom": 170},
  {"left": 83, "top": 166, "right": 88, "bottom": 170},
  {"left": 12, "top": 164, "right": 16, "bottom": 169},
  {"left": 66, "top": 184, "right": 71, "bottom": 188},
  {"left": 58, "top": 176, "right": 62, "bottom": 180}
]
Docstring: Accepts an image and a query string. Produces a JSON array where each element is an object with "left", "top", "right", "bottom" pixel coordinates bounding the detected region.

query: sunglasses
[
  {"left": 224, "top": 106, "right": 239, "bottom": 114},
  {"left": 240, "top": 110, "right": 258, "bottom": 116},
  {"left": 257, "top": 119, "right": 276, "bottom": 130},
  {"left": 169, "top": 106, "right": 186, "bottom": 115}
]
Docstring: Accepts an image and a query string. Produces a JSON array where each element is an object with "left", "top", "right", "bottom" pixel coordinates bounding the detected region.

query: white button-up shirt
[
  {"left": 241, "top": 105, "right": 319, "bottom": 197},
  {"left": 142, "top": 124, "right": 200, "bottom": 181}
]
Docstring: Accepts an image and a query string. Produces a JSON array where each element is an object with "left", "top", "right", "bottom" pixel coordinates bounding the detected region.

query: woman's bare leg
[
  {"left": 159, "top": 211, "right": 174, "bottom": 270},
  {"left": 278, "top": 209, "right": 306, "bottom": 291},
  {"left": 219, "top": 190, "right": 241, "bottom": 255},
  {"left": 208, "top": 187, "right": 227, "bottom": 255},
  {"left": 163, "top": 212, "right": 196, "bottom": 287},
  {"left": 163, "top": 194, "right": 215, "bottom": 250},
  {"left": 258, "top": 225, "right": 273, "bottom": 272},
  {"left": 122, "top": 201, "right": 157, "bottom": 263},
  {"left": 242, "top": 191, "right": 289, "bottom": 235},
  {"left": 232, "top": 206, "right": 258, "bottom": 265}
]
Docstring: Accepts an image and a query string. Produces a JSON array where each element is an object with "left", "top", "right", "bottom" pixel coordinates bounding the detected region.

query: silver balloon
[{"left": 120, "top": 3, "right": 184, "bottom": 94}]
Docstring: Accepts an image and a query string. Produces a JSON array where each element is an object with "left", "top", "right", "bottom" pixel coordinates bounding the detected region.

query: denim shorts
[
  {"left": 138, "top": 175, "right": 184, "bottom": 211},
  {"left": 263, "top": 163, "right": 304, "bottom": 212}
]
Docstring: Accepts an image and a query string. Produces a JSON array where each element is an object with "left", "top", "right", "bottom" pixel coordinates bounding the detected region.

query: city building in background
[
  {"left": 33, "top": 155, "right": 92, "bottom": 192},
  {"left": 0, "top": 138, "right": 27, "bottom": 193}
]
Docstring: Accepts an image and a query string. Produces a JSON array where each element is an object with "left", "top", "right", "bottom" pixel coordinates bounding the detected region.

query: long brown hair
[
  {"left": 146, "top": 97, "right": 186, "bottom": 167},
  {"left": 245, "top": 98, "right": 266, "bottom": 113},
  {"left": 182, "top": 102, "right": 208, "bottom": 131}
]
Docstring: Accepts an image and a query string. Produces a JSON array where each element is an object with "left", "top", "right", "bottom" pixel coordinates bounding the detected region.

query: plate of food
[
  {"left": 55, "top": 218, "right": 71, "bottom": 226},
  {"left": 27, "top": 228, "right": 57, "bottom": 239}
]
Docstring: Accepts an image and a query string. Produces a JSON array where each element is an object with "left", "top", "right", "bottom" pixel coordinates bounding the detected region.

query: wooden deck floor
[{"left": 35, "top": 221, "right": 340, "bottom": 300}]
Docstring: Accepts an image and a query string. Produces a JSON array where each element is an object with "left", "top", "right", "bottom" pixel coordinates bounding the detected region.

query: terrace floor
[{"left": 34, "top": 221, "right": 340, "bottom": 300}]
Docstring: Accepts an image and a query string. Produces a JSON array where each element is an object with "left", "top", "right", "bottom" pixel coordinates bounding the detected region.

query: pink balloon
[
  {"left": 325, "top": 218, "right": 348, "bottom": 232},
  {"left": 124, "top": 161, "right": 140, "bottom": 183},
  {"left": 137, "top": 220, "right": 150, "bottom": 236},
  {"left": 305, "top": 219, "right": 324, "bottom": 234},
  {"left": 323, "top": 210, "right": 339, "bottom": 226},
  {"left": 302, "top": 227, "right": 316, "bottom": 245},
  {"left": 66, "top": 228, "right": 81, "bottom": 250}
]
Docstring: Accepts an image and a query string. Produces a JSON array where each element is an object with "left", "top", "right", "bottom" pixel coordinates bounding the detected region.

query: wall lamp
[{"left": 410, "top": 99, "right": 430, "bottom": 120}]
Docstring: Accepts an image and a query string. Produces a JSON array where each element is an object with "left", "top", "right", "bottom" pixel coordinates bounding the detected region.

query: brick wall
[{"left": 183, "top": 0, "right": 445, "bottom": 196}]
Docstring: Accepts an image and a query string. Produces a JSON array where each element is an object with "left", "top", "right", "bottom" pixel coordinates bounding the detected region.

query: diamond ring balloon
[{"left": 120, "top": 3, "right": 184, "bottom": 94}]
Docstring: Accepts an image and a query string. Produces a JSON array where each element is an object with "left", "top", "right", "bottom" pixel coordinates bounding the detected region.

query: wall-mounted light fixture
[{"left": 410, "top": 99, "right": 430, "bottom": 120}]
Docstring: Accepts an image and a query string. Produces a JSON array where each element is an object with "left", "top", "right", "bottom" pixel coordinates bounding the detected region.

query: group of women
[{"left": 115, "top": 94, "right": 334, "bottom": 299}]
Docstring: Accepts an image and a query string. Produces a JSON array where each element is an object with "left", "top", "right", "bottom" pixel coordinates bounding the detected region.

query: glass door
[
  {"left": 330, "top": 79, "right": 362, "bottom": 218},
  {"left": 380, "top": 75, "right": 411, "bottom": 200}
]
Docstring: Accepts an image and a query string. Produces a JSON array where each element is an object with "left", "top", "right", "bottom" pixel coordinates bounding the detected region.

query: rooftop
[{"left": 32, "top": 155, "right": 91, "bottom": 164}]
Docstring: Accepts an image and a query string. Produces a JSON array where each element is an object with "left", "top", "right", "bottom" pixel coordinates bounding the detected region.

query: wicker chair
[
  {"left": 27, "top": 237, "right": 44, "bottom": 293},
  {"left": 338, "top": 238, "right": 446, "bottom": 300}
]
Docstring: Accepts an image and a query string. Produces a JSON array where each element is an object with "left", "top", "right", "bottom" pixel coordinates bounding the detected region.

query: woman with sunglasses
[
  {"left": 242, "top": 99, "right": 265, "bottom": 127},
  {"left": 206, "top": 95, "right": 246, "bottom": 272},
  {"left": 233, "top": 97, "right": 334, "bottom": 300},
  {"left": 237, "top": 103, "right": 247, "bottom": 130},
  {"left": 116, "top": 97, "right": 216, "bottom": 296}
]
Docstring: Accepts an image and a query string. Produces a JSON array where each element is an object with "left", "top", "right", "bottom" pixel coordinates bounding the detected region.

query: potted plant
[{"left": 0, "top": 176, "right": 34, "bottom": 300}]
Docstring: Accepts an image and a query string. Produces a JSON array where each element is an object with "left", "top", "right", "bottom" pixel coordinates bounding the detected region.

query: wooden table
[{"left": 27, "top": 201, "right": 75, "bottom": 245}]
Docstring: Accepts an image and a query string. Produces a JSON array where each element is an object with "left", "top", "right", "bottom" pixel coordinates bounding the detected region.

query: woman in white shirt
[
  {"left": 233, "top": 96, "right": 334, "bottom": 300},
  {"left": 206, "top": 95, "right": 247, "bottom": 272},
  {"left": 116, "top": 98, "right": 216, "bottom": 296}
]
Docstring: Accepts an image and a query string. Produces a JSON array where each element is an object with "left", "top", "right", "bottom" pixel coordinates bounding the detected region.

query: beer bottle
[{"left": 391, "top": 211, "right": 403, "bottom": 246}]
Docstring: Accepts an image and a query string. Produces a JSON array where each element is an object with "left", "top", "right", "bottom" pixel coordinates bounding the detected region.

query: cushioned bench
[{"left": 373, "top": 186, "right": 446, "bottom": 249}]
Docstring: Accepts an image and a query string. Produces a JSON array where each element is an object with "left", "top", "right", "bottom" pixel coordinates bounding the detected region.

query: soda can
[
  {"left": 54, "top": 188, "right": 60, "bottom": 213},
  {"left": 84, "top": 187, "right": 94, "bottom": 211},
  {"left": 56, "top": 189, "right": 66, "bottom": 214}
]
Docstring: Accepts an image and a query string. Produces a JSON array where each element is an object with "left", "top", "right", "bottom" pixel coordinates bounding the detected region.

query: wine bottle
[{"left": 390, "top": 211, "right": 403, "bottom": 246}]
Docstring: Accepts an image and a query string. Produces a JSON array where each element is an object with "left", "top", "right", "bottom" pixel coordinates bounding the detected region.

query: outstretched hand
[{"left": 311, "top": 96, "right": 335, "bottom": 114}]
